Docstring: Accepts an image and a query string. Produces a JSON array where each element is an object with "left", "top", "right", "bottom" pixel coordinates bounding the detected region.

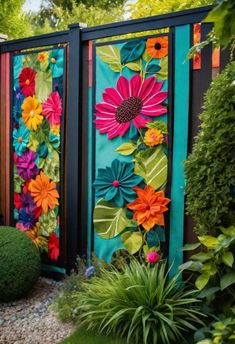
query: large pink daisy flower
[
  {"left": 42, "top": 91, "right": 62, "bottom": 126},
  {"left": 94, "top": 75, "right": 167, "bottom": 139}
]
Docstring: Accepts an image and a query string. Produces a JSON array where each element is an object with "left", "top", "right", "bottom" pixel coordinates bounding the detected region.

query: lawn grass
[{"left": 61, "top": 327, "right": 127, "bottom": 344}]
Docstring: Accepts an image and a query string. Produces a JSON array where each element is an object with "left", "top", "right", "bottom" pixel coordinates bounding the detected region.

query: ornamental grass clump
[{"left": 72, "top": 260, "right": 204, "bottom": 344}]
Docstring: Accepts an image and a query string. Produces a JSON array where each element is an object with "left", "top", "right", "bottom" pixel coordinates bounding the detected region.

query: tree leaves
[
  {"left": 195, "top": 273, "right": 210, "bottom": 290},
  {"left": 222, "top": 251, "right": 234, "bottom": 268},
  {"left": 96, "top": 45, "right": 122, "bottom": 72},
  {"left": 220, "top": 272, "right": 235, "bottom": 290},
  {"left": 134, "top": 146, "right": 167, "bottom": 190},
  {"left": 93, "top": 199, "right": 136, "bottom": 239},
  {"left": 121, "top": 231, "right": 143, "bottom": 254},
  {"left": 120, "top": 39, "right": 146, "bottom": 64},
  {"left": 115, "top": 142, "right": 137, "bottom": 156},
  {"left": 198, "top": 235, "right": 219, "bottom": 249}
]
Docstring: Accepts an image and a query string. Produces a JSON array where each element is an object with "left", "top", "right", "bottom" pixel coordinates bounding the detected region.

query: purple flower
[
  {"left": 16, "top": 150, "right": 39, "bottom": 181},
  {"left": 21, "top": 192, "right": 35, "bottom": 213},
  {"left": 85, "top": 266, "right": 95, "bottom": 278}
]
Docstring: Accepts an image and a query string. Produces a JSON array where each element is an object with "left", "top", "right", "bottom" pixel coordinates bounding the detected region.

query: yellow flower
[
  {"left": 38, "top": 52, "right": 48, "bottom": 62},
  {"left": 26, "top": 223, "right": 48, "bottom": 252},
  {"left": 22, "top": 96, "right": 43, "bottom": 131},
  {"left": 51, "top": 125, "right": 60, "bottom": 135},
  {"left": 144, "top": 128, "right": 164, "bottom": 147}
]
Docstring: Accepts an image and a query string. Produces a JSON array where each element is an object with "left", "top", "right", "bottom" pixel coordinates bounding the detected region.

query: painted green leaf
[
  {"left": 146, "top": 62, "right": 161, "bottom": 74},
  {"left": 220, "top": 272, "right": 235, "bottom": 290},
  {"left": 120, "top": 39, "right": 146, "bottom": 64},
  {"left": 195, "top": 273, "right": 210, "bottom": 290},
  {"left": 134, "top": 146, "right": 167, "bottom": 190},
  {"left": 125, "top": 59, "right": 141, "bottom": 71},
  {"left": 115, "top": 142, "right": 137, "bottom": 156},
  {"left": 93, "top": 199, "right": 136, "bottom": 239},
  {"left": 198, "top": 235, "right": 219, "bottom": 249},
  {"left": 182, "top": 242, "right": 201, "bottom": 251},
  {"left": 96, "top": 45, "right": 122, "bottom": 72},
  {"left": 222, "top": 251, "right": 234, "bottom": 267},
  {"left": 14, "top": 167, "right": 24, "bottom": 193},
  {"left": 157, "top": 57, "right": 168, "bottom": 80},
  {"left": 35, "top": 70, "right": 52, "bottom": 103},
  {"left": 121, "top": 231, "right": 143, "bottom": 254}
]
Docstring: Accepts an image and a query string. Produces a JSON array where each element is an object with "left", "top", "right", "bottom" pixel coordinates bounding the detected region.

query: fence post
[{"left": 66, "top": 23, "right": 86, "bottom": 271}]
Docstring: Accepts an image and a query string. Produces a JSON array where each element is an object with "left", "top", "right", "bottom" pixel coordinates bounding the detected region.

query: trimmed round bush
[{"left": 0, "top": 226, "right": 41, "bottom": 301}]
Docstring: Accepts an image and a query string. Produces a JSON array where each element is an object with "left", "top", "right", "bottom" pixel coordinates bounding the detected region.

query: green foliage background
[{"left": 185, "top": 62, "right": 235, "bottom": 235}]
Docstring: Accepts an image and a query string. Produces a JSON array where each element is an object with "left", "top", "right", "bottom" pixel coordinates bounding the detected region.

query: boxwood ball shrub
[
  {"left": 185, "top": 62, "right": 235, "bottom": 235},
  {"left": 0, "top": 226, "right": 41, "bottom": 301}
]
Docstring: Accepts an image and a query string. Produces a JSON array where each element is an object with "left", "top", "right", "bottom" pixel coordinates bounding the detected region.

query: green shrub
[
  {"left": 67, "top": 260, "right": 204, "bottom": 344},
  {"left": 185, "top": 62, "right": 235, "bottom": 235},
  {"left": 0, "top": 226, "right": 41, "bottom": 301}
]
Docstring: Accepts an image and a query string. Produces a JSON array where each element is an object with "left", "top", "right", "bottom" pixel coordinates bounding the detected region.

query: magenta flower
[
  {"left": 42, "top": 91, "right": 62, "bottom": 126},
  {"left": 146, "top": 251, "right": 160, "bottom": 264},
  {"left": 16, "top": 150, "right": 39, "bottom": 181},
  {"left": 94, "top": 75, "right": 167, "bottom": 139}
]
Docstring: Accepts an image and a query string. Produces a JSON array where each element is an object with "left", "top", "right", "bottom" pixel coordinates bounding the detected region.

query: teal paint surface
[
  {"left": 41, "top": 264, "right": 66, "bottom": 274},
  {"left": 169, "top": 25, "right": 190, "bottom": 275},
  {"left": 88, "top": 41, "right": 168, "bottom": 263}
]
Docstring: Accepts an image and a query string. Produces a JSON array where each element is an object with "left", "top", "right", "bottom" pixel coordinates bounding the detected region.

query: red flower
[
  {"left": 48, "top": 233, "right": 59, "bottom": 260},
  {"left": 19, "top": 67, "right": 36, "bottom": 97},
  {"left": 14, "top": 192, "right": 22, "bottom": 209},
  {"left": 14, "top": 152, "right": 19, "bottom": 164},
  {"left": 34, "top": 206, "right": 42, "bottom": 218},
  {"left": 23, "top": 180, "right": 30, "bottom": 194}
]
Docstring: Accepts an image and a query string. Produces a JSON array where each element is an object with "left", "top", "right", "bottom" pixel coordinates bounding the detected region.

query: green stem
[
  {"left": 137, "top": 128, "right": 144, "bottom": 144},
  {"left": 142, "top": 57, "right": 153, "bottom": 80}
]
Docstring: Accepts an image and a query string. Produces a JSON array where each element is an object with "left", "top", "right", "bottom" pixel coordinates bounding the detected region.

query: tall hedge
[{"left": 185, "top": 61, "right": 235, "bottom": 234}]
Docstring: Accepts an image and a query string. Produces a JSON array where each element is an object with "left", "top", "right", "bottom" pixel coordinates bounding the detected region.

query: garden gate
[{"left": 0, "top": 5, "right": 230, "bottom": 274}]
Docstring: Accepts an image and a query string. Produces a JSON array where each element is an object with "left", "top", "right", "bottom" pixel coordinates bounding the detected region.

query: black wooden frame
[{"left": 2, "top": 5, "right": 229, "bottom": 272}]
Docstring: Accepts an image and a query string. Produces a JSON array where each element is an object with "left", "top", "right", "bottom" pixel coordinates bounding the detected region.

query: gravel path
[{"left": 0, "top": 277, "right": 74, "bottom": 344}]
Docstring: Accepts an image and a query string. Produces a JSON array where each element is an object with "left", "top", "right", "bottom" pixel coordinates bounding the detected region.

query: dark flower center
[
  {"left": 154, "top": 43, "right": 162, "bottom": 50},
  {"left": 115, "top": 97, "right": 143, "bottom": 124}
]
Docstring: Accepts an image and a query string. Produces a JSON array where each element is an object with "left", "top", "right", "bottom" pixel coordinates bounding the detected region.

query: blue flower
[
  {"left": 93, "top": 159, "right": 143, "bottom": 207},
  {"left": 37, "top": 142, "right": 48, "bottom": 158},
  {"left": 85, "top": 266, "right": 95, "bottom": 278},
  {"left": 13, "top": 124, "right": 30, "bottom": 156},
  {"left": 18, "top": 209, "right": 36, "bottom": 230},
  {"left": 49, "top": 133, "right": 60, "bottom": 149},
  {"left": 53, "top": 76, "right": 63, "bottom": 99},
  {"left": 49, "top": 49, "right": 64, "bottom": 78},
  {"left": 13, "top": 56, "right": 23, "bottom": 87}
]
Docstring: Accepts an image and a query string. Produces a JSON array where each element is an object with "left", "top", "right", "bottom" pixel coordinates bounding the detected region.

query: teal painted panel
[{"left": 169, "top": 25, "right": 190, "bottom": 275}]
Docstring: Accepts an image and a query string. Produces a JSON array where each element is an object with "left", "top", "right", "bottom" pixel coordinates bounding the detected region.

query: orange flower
[
  {"left": 144, "top": 128, "right": 164, "bottom": 147},
  {"left": 51, "top": 125, "right": 60, "bottom": 135},
  {"left": 146, "top": 37, "right": 168, "bottom": 59},
  {"left": 127, "top": 185, "right": 170, "bottom": 231},
  {"left": 38, "top": 52, "right": 48, "bottom": 62},
  {"left": 29, "top": 172, "right": 59, "bottom": 213},
  {"left": 22, "top": 96, "right": 43, "bottom": 131}
]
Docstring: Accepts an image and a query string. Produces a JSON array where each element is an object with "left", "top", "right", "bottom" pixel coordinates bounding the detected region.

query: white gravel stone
[{"left": 0, "top": 277, "right": 74, "bottom": 344}]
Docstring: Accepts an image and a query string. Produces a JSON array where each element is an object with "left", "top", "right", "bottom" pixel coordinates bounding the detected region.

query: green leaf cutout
[
  {"left": 157, "top": 57, "right": 168, "bottom": 80},
  {"left": 43, "top": 148, "right": 60, "bottom": 183},
  {"left": 134, "top": 146, "right": 167, "bottom": 190},
  {"left": 38, "top": 209, "right": 57, "bottom": 237},
  {"left": 222, "top": 251, "right": 234, "bottom": 267},
  {"left": 142, "top": 49, "right": 152, "bottom": 62},
  {"left": 96, "top": 45, "right": 122, "bottom": 72},
  {"left": 195, "top": 273, "right": 210, "bottom": 290},
  {"left": 146, "top": 61, "right": 161, "bottom": 74},
  {"left": 220, "top": 272, "right": 235, "bottom": 290},
  {"left": 125, "top": 59, "right": 141, "bottom": 71},
  {"left": 35, "top": 70, "right": 52, "bottom": 103},
  {"left": 115, "top": 142, "right": 137, "bottom": 156},
  {"left": 146, "top": 120, "right": 168, "bottom": 134},
  {"left": 93, "top": 199, "right": 136, "bottom": 239},
  {"left": 121, "top": 231, "right": 143, "bottom": 254},
  {"left": 120, "top": 39, "right": 146, "bottom": 64}
]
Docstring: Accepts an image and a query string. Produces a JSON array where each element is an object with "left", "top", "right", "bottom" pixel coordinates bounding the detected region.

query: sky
[{"left": 22, "top": 0, "right": 43, "bottom": 12}]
